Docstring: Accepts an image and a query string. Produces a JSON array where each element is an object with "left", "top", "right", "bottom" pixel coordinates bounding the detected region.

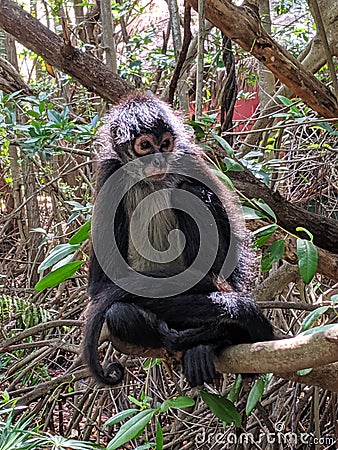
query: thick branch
[
  {"left": 0, "top": 56, "right": 32, "bottom": 94},
  {"left": 247, "top": 221, "right": 338, "bottom": 281},
  {"left": 216, "top": 325, "right": 338, "bottom": 392},
  {"left": 0, "top": 0, "right": 133, "bottom": 104},
  {"left": 108, "top": 326, "right": 338, "bottom": 392},
  {"left": 187, "top": 0, "right": 338, "bottom": 119},
  {"left": 232, "top": 170, "right": 338, "bottom": 254}
]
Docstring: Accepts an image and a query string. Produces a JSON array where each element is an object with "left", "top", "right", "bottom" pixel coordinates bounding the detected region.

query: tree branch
[
  {"left": 187, "top": 0, "right": 338, "bottom": 119},
  {"left": 107, "top": 326, "right": 338, "bottom": 392},
  {"left": 232, "top": 170, "right": 338, "bottom": 254},
  {"left": 216, "top": 325, "right": 338, "bottom": 392},
  {"left": 0, "top": 56, "right": 32, "bottom": 94},
  {"left": 0, "top": 0, "right": 133, "bottom": 104},
  {"left": 246, "top": 220, "right": 338, "bottom": 281}
]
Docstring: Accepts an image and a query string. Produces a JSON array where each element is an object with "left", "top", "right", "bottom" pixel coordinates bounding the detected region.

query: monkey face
[{"left": 133, "top": 131, "right": 174, "bottom": 180}]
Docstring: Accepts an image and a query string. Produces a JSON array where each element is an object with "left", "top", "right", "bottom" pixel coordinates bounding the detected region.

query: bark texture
[{"left": 0, "top": 0, "right": 133, "bottom": 104}]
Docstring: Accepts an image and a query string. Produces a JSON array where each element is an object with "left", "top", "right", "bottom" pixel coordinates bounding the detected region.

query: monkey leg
[
  {"left": 134, "top": 292, "right": 274, "bottom": 344},
  {"left": 132, "top": 292, "right": 274, "bottom": 387},
  {"left": 105, "top": 302, "right": 180, "bottom": 350},
  {"left": 182, "top": 344, "right": 217, "bottom": 387}
]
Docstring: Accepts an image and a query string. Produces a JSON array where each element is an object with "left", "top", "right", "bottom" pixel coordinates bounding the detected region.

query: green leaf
[
  {"left": 256, "top": 233, "right": 275, "bottom": 249},
  {"left": 253, "top": 224, "right": 278, "bottom": 238},
  {"left": 296, "top": 227, "right": 314, "bottom": 241},
  {"left": 261, "top": 238, "right": 284, "bottom": 264},
  {"left": 104, "top": 409, "right": 139, "bottom": 427},
  {"left": 34, "top": 261, "right": 83, "bottom": 291},
  {"left": 267, "top": 240, "right": 285, "bottom": 262},
  {"left": 142, "top": 357, "right": 162, "bottom": 370},
  {"left": 26, "top": 110, "right": 40, "bottom": 118},
  {"left": 277, "top": 95, "right": 293, "bottom": 106},
  {"left": 331, "top": 294, "right": 338, "bottom": 304},
  {"left": 290, "top": 105, "right": 302, "bottom": 117},
  {"left": 242, "top": 206, "right": 267, "bottom": 220},
  {"left": 51, "top": 254, "right": 74, "bottom": 271},
  {"left": 246, "top": 377, "right": 265, "bottom": 416},
  {"left": 38, "top": 243, "right": 80, "bottom": 272},
  {"left": 312, "top": 121, "right": 334, "bottom": 133},
  {"left": 243, "top": 150, "right": 263, "bottom": 160},
  {"left": 296, "top": 368, "right": 313, "bottom": 376},
  {"left": 251, "top": 199, "right": 277, "bottom": 221},
  {"left": 47, "top": 109, "right": 62, "bottom": 123},
  {"left": 160, "top": 396, "right": 195, "bottom": 412},
  {"left": 223, "top": 157, "right": 244, "bottom": 172},
  {"left": 227, "top": 374, "right": 242, "bottom": 403},
  {"left": 107, "top": 409, "right": 155, "bottom": 450},
  {"left": 301, "top": 306, "right": 330, "bottom": 331},
  {"left": 253, "top": 224, "right": 278, "bottom": 250},
  {"left": 211, "top": 132, "right": 235, "bottom": 156},
  {"left": 209, "top": 167, "right": 234, "bottom": 189},
  {"left": 156, "top": 420, "right": 163, "bottom": 450},
  {"left": 127, "top": 395, "right": 144, "bottom": 408},
  {"left": 300, "top": 324, "right": 336, "bottom": 336},
  {"left": 200, "top": 391, "right": 241, "bottom": 427},
  {"left": 297, "top": 239, "right": 318, "bottom": 284},
  {"left": 69, "top": 220, "right": 91, "bottom": 245}
]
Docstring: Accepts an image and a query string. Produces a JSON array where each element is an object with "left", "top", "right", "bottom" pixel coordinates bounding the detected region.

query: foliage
[
  {"left": 0, "top": 0, "right": 337, "bottom": 447},
  {"left": 105, "top": 395, "right": 195, "bottom": 450},
  {"left": 0, "top": 92, "right": 99, "bottom": 159},
  {"left": 0, "top": 393, "right": 103, "bottom": 449}
]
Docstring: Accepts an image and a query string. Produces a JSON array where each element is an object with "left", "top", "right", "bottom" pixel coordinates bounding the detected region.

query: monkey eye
[
  {"left": 134, "top": 135, "right": 154, "bottom": 155},
  {"left": 160, "top": 135, "right": 174, "bottom": 152},
  {"left": 140, "top": 141, "right": 151, "bottom": 150}
]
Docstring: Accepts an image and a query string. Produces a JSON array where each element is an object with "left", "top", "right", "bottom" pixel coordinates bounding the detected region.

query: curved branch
[
  {"left": 216, "top": 325, "right": 338, "bottom": 392},
  {"left": 106, "top": 326, "right": 338, "bottom": 392}
]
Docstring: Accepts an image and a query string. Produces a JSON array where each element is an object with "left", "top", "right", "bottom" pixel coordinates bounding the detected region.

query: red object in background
[
  {"left": 233, "top": 91, "right": 260, "bottom": 132},
  {"left": 189, "top": 89, "right": 260, "bottom": 134}
]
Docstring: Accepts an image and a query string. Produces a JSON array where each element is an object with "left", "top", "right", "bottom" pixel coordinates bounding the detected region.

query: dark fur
[{"left": 83, "top": 92, "right": 274, "bottom": 387}]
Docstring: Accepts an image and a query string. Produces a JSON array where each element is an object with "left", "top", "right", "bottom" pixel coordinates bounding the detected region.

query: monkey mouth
[
  {"left": 143, "top": 168, "right": 167, "bottom": 180},
  {"left": 147, "top": 173, "right": 166, "bottom": 181}
]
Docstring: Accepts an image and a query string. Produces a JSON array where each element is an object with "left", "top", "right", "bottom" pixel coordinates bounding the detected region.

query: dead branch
[{"left": 0, "top": 319, "right": 83, "bottom": 352}]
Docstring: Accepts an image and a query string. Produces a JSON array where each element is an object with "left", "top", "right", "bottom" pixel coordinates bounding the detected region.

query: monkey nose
[{"left": 152, "top": 157, "right": 161, "bottom": 168}]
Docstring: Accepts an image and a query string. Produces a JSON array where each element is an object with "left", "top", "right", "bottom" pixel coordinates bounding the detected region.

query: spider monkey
[{"left": 83, "top": 91, "right": 274, "bottom": 387}]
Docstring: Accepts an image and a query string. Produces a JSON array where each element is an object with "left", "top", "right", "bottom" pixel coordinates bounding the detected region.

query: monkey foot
[{"left": 182, "top": 345, "right": 217, "bottom": 387}]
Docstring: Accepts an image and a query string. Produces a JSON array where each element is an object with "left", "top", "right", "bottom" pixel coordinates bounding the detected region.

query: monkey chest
[{"left": 124, "top": 186, "right": 184, "bottom": 272}]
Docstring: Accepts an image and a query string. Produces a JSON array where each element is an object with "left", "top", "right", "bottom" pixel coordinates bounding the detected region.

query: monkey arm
[
  {"left": 88, "top": 157, "right": 129, "bottom": 293},
  {"left": 174, "top": 180, "right": 233, "bottom": 278}
]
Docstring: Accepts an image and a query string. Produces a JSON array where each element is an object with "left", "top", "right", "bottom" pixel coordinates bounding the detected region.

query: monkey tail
[{"left": 83, "top": 298, "right": 124, "bottom": 386}]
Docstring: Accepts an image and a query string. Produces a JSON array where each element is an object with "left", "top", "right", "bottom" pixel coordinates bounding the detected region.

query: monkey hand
[{"left": 182, "top": 345, "right": 218, "bottom": 387}]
